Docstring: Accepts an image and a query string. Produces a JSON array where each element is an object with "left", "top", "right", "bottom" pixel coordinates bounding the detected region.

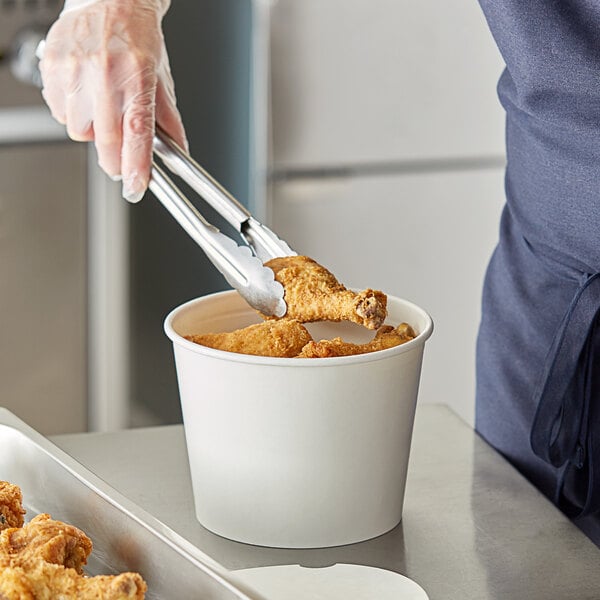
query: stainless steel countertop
[{"left": 52, "top": 404, "right": 600, "bottom": 599}]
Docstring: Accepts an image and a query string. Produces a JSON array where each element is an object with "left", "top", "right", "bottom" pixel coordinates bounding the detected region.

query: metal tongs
[{"left": 150, "top": 127, "right": 296, "bottom": 317}]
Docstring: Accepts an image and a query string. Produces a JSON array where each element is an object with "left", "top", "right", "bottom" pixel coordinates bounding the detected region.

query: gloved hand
[{"left": 39, "top": 0, "right": 188, "bottom": 202}]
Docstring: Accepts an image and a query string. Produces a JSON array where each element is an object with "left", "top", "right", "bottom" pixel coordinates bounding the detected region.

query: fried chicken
[
  {"left": 186, "top": 318, "right": 312, "bottom": 358},
  {"left": 0, "top": 562, "right": 146, "bottom": 600},
  {"left": 0, "top": 482, "right": 25, "bottom": 531},
  {"left": 298, "top": 323, "right": 416, "bottom": 358},
  {"left": 184, "top": 255, "right": 414, "bottom": 358},
  {"left": 0, "top": 513, "right": 92, "bottom": 573},
  {"left": 0, "top": 482, "right": 147, "bottom": 600},
  {"left": 264, "top": 255, "right": 387, "bottom": 330},
  {"left": 0, "top": 567, "right": 32, "bottom": 600}
]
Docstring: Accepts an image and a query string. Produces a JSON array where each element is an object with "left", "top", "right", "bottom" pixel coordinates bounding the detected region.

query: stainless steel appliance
[{"left": 266, "top": 0, "right": 507, "bottom": 425}]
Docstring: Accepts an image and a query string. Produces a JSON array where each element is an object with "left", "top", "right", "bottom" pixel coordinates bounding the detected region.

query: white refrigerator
[{"left": 264, "top": 0, "right": 507, "bottom": 425}]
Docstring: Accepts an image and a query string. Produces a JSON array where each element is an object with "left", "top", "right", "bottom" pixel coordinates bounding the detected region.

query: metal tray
[{"left": 0, "top": 408, "right": 266, "bottom": 600}]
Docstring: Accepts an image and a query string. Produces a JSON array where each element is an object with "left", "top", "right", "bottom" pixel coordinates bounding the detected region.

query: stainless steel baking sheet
[{"left": 0, "top": 408, "right": 265, "bottom": 600}]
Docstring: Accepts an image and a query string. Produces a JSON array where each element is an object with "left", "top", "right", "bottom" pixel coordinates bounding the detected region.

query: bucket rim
[{"left": 164, "top": 289, "right": 433, "bottom": 367}]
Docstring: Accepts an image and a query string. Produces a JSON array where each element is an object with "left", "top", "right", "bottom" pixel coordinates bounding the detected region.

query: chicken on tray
[
  {"left": 185, "top": 255, "right": 416, "bottom": 358},
  {"left": 0, "top": 482, "right": 25, "bottom": 532},
  {"left": 0, "top": 482, "right": 147, "bottom": 600}
]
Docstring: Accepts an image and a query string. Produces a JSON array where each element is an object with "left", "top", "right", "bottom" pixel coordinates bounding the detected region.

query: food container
[{"left": 164, "top": 290, "right": 433, "bottom": 548}]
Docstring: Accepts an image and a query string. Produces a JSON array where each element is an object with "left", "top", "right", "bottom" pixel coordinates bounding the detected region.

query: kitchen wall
[
  {"left": 0, "top": 0, "right": 89, "bottom": 434},
  {"left": 0, "top": 142, "right": 88, "bottom": 434},
  {"left": 267, "top": 1, "right": 506, "bottom": 425}
]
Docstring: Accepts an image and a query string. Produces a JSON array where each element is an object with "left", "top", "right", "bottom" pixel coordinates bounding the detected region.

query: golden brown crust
[
  {"left": 264, "top": 256, "right": 387, "bottom": 329},
  {"left": 297, "top": 323, "right": 416, "bottom": 358},
  {"left": 184, "top": 256, "right": 415, "bottom": 359},
  {"left": 0, "top": 482, "right": 26, "bottom": 531},
  {"left": 0, "top": 567, "right": 35, "bottom": 600},
  {"left": 0, "top": 513, "right": 92, "bottom": 574},
  {"left": 0, "top": 483, "right": 147, "bottom": 599},
  {"left": 186, "top": 319, "right": 312, "bottom": 358},
  {"left": 0, "top": 562, "right": 147, "bottom": 600}
]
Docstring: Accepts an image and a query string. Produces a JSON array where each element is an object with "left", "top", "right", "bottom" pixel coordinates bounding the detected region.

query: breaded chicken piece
[
  {"left": 0, "top": 482, "right": 147, "bottom": 599},
  {"left": 0, "top": 481, "right": 25, "bottom": 531},
  {"left": 0, "top": 515, "right": 146, "bottom": 600},
  {"left": 298, "top": 323, "right": 416, "bottom": 358},
  {"left": 0, "top": 562, "right": 146, "bottom": 600},
  {"left": 264, "top": 255, "right": 387, "bottom": 329},
  {"left": 0, "top": 513, "right": 92, "bottom": 573},
  {"left": 186, "top": 318, "right": 313, "bottom": 358},
  {"left": 0, "top": 567, "right": 32, "bottom": 600}
]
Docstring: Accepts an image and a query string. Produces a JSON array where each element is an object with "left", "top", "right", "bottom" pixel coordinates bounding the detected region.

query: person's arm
[{"left": 39, "top": 0, "right": 187, "bottom": 202}]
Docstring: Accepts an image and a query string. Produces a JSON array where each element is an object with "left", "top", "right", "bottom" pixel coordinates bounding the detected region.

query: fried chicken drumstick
[
  {"left": 298, "top": 323, "right": 416, "bottom": 358},
  {"left": 186, "top": 321, "right": 415, "bottom": 358},
  {"left": 186, "top": 318, "right": 312, "bottom": 358},
  {"left": 0, "top": 482, "right": 147, "bottom": 600},
  {"left": 184, "top": 255, "right": 417, "bottom": 358},
  {"left": 264, "top": 255, "right": 387, "bottom": 330}
]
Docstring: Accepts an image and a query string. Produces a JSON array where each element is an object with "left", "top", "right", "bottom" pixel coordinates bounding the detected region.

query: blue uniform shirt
[{"left": 476, "top": 0, "right": 600, "bottom": 544}]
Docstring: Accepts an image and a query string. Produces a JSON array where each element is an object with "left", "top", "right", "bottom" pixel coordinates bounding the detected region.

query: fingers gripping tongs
[{"left": 150, "top": 128, "right": 295, "bottom": 318}]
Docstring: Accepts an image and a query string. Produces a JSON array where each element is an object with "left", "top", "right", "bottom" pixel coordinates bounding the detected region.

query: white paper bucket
[{"left": 164, "top": 290, "right": 433, "bottom": 548}]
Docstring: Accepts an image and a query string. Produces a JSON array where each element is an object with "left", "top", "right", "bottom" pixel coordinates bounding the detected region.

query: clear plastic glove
[{"left": 39, "top": 0, "right": 188, "bottom": 202}]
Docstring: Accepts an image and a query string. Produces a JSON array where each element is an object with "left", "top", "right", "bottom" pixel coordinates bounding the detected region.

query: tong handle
[
  {"left": 153, "top": 128, "right": 296, "bottom": 263},
  {"left": 149, "top": 161, "right": 248, "bottom": 289},
  {"left": 153, "top": 127, "right": 250, "bottom": 231},
  {"left": 149, "top": 161, "right": 287, "bottom": 317}
]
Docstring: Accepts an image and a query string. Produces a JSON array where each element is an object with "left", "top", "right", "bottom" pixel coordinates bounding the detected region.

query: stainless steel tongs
[{"left": 150, "top": 127, "right": 296, "bottom": 317}]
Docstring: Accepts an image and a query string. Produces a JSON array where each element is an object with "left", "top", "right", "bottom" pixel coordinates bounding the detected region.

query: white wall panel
[
  {"left": 270, "top": 0, "right": 505, "bottom": 169},
  {"left": 270, "top": 168, "right": 505, "bottom": 425}
]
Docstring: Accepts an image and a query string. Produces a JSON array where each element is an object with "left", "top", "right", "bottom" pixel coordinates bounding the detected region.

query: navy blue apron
[{"left": 476, "top": 0, "right": 600, "bottom": 543}]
